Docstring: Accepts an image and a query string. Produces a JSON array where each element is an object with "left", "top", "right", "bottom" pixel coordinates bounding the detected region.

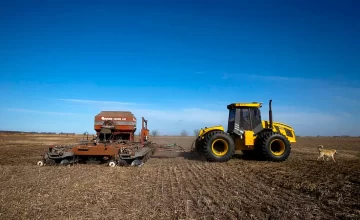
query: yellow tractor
[{"left": 194, "top": 100, "right": 296, "bottom": 162}]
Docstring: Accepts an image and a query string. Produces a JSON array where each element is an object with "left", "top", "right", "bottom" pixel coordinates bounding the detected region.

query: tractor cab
[{"left": 226, "top": 101, "right": 270, "bottom": 137}]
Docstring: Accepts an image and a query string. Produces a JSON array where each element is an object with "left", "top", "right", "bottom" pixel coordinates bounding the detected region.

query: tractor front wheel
[{"left": 202, "top": 131, "right": 235, "bottom": 162}]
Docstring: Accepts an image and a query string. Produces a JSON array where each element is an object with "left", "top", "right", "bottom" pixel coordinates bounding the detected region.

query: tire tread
[
  {"left": 255, "top": 131, "right": 291, "bottom": 161},
  {"left": 202, "top": 130, "right": 235, "bottom": 162}
]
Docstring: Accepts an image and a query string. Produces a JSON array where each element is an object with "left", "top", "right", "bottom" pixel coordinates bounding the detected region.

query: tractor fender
[{"left": 198, "top": 125, "right": 225, "bottom": 139}]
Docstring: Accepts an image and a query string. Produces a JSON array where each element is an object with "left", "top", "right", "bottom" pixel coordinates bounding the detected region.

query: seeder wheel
[
  {"left": 60, "top": 159, "right": 70, "bottom": 166},
  {"left": 37, "top": 161, "right": 44, "bottom": 166},
  {"left": 108, "top": 161, "right": 116, "bottom": 167},
  {"left": 118, "top": 159, "right": 128, "bottom": 166}
]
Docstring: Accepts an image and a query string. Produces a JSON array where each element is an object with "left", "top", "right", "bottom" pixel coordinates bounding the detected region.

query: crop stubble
[{"left": 0, "top": 134, "right": 359, "bottom": 220}]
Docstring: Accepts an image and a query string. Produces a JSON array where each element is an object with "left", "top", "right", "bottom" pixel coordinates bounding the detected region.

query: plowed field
[{"left": 0, "top": 134, "right": 359, "bottom": 220}]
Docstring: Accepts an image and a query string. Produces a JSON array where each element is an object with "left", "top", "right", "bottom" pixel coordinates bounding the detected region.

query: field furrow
[{"left": 0, "top": 134, "right": 359, "bottom": 220}]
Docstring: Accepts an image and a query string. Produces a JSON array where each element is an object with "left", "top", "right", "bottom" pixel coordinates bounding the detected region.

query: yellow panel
[
  {"left": 244, "top": 130, "right": 255, "bottom": 146},
  {"left": 234, "top": 131, "right": 255, "bottom": 150},
  {"left": 279, "top": 127, "right": 286, "bottom": 136},
  {"left": 284, "top": 130, "right": 297, "bottom": 143},
  {"left": 261, "top": 120, "right": 297, "bottom": 143}
]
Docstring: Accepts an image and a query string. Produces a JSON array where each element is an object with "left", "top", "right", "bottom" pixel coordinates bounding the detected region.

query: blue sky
[{"left": 0, "top": 0, "right": 359, "bottom": 136}]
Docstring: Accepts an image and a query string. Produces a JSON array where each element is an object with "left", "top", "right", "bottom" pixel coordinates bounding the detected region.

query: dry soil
[{"left": 0, "top": 133, "right": 359, "bottom": 220}]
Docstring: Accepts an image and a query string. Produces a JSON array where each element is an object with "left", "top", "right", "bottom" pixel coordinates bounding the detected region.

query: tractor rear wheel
[
  {"left": 202, "top": 131, "right": 235, "bottom": 162},
  {"left": 255, "top": 131, "right": 291, "bottom": 161}
]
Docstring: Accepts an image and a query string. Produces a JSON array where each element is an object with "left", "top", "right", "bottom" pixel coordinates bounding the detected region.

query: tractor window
[
  {"left": 227, "top": 109, "right": 236, "bottom": 133},
  {"left": 250, "top": 108, "right": 262, "bottom": 129},
  {"left": 228, "top": 109, "right": 235, "bottom": 122},
  {"left": 239, "top": 108, "right": 252, "bottom": 130}
]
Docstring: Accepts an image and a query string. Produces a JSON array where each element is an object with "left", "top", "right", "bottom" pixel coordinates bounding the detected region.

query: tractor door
[
  {"left": 239, "top": 108, "right": 252, "bottom": 131},
  {"left": 250, "top": 107, "right": 263, "bottom": 134},
  {"left": 250, "top": 108, "right": 262, "bottom": 128}
]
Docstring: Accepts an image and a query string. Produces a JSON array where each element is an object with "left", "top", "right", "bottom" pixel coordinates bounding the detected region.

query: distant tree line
[
  {"left": 317, "top": 135, "right": 354, "bottom": 138},
  {"left": 146, "top": 129, "right": 201, "bottom": 137},
  {"left": 299, "top": 135, "right": 357, "bottom": 138},
  {"left": 0, "top": 130, "right": 76, "bottom": 135}
]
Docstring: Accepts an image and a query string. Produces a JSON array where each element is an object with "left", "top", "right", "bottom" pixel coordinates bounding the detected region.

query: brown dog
[{"left": 317, "top": 145, "right": 338, "bottom": 162}]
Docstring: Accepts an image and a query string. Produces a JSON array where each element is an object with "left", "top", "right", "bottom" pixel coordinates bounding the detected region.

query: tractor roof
[{"left": 227, "top": 102, "right": 263, "bottom": 109}]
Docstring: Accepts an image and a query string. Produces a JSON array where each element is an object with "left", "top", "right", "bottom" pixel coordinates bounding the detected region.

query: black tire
[
  {"left": 45, "top": 158, "right": 56, "bottom": 165},
  {"left": 202, "top": 131, "right": 235, "bottom": 162},
  {"left": 255, "top": 131, "right": 291, "bottom": 162},
  {"left": 194, "top": 138, "right": 203, "bottom": 155},
  {"left": 60, "top": 159, "right": 70, "bottom": 165},
  {"left": 118, "top": 159, "right": 128, "bottom": 166}
]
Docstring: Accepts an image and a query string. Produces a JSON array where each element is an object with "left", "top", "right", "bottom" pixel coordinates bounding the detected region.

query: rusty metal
[
  {"left": 37, "top": 114, "right": 158, "bottom": 167},
  {"left": 140, "top": 117, "right": 149, "bottom": 146},
  {"left": 94, "top": 111, "right": 137, "bottom": 142},
  {"left": 40, "top": 140, "right": 157, "bottom": 167}
]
